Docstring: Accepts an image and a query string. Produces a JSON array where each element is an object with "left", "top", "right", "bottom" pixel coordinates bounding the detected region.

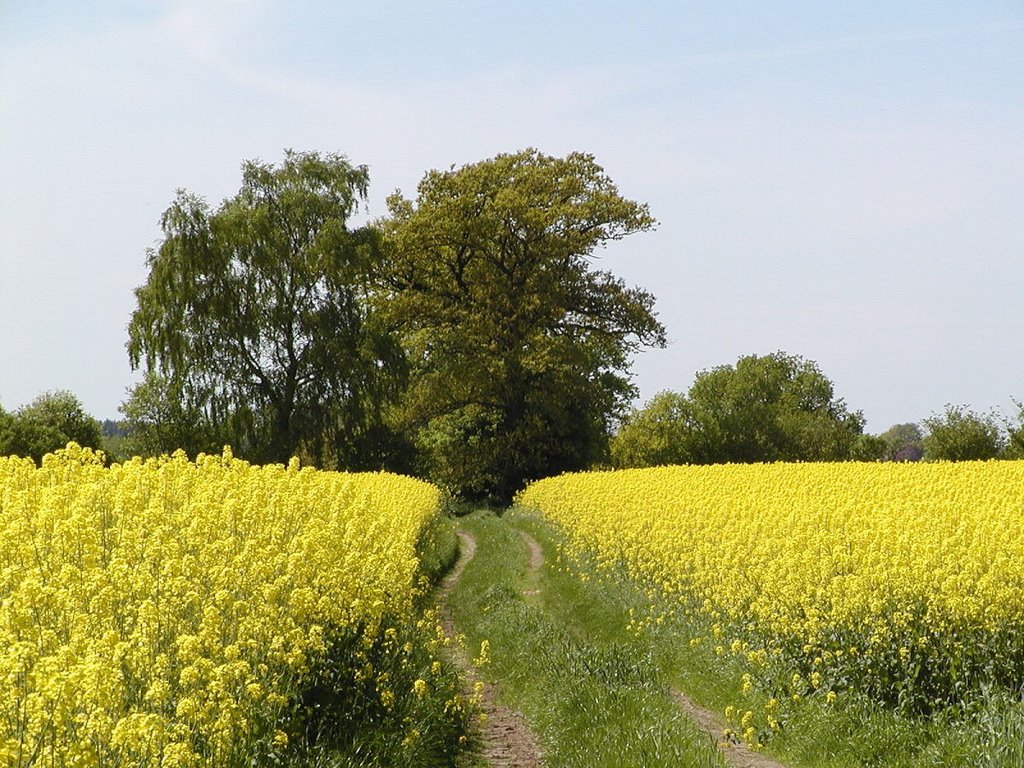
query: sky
[{"left": 1, "top": 1, "right": 1022, "bottom": 432}]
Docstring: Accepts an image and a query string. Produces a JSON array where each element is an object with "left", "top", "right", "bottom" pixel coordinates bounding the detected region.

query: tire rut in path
[
  {"left": 519, "top": 530, "right": 543, "bottom": 597},
  {"left": 439, "top": 530, "right": 543, "bottom": 767},
  {"left": 671, "top": 689, "right": 788, "bottom": 768},
  {"left": 511, "top": 528, "right": 788, "bottom": 768}
]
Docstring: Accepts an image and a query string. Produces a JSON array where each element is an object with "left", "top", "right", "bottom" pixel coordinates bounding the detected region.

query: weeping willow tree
[{"left": 127, "top": 150, "right": 406, "bottom": 466}]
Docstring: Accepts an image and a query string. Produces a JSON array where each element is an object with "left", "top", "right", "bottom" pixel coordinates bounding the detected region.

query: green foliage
[
  {"left": 450, "top": 511, "right": 726, "bottom": 767},
  {"left": 922, "top": 405, "right": 1005, "bottom": 461},
  {"left": 1003, "top": 400, "right": 1024, "bottom": 460},
  {"left": 611, "top": 352, "right": 864, "bottom": 467},
  {"left": 851, "top": 432, "right": 888, "bottom": 461},
  {"left": 879, "top": 422, "right": 925, "bottom": 462},
  {"left": 379, "top": 148, "right": 665, "bottom": 501},
  {"left": 268, "top": 614, "right": 470, "bottom": 768},
  {"left": 0, "top": 390, "right": 102, "bottom": 463},
  {"left": 127, "top": 150, "right": 406, "bottom": 466},
  {"left": 688, "top": 352, "right": 865, "bottom": 462},
  {"left": 119, "top": 372, "right": 226, "bottom": 458},
  {"left": 609, "top": 391, "right": 695, "bottom": 468},
  {"left": 0, "top": 405, "right": 15, "bottom": 457}
]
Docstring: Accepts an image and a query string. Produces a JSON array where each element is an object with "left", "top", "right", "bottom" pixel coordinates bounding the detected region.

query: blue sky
[{"left": 2, "top": 1, "right": 1022, "bottom": 431}]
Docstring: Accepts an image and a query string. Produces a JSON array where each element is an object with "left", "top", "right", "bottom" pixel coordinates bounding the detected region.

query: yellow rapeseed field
[
  {"left": 519, "top": 462, "right": 1024, "bottom": 717},
  {"left": 0, "top": 443, "right": 444, "bottom": 766}
]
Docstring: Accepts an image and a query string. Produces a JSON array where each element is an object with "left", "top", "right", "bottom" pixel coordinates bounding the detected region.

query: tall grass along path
[
  {"left": 453, "top": 518, "right": 787, "bottom": 768},
  {"left": 439, "top": 530, "right": 543, "bottom": 766},
  {"left": 510, "top": 524, "right": 787, "bottom": 768}
]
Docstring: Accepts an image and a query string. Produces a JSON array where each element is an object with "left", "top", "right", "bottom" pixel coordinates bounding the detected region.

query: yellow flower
[
  {"left": 0, "top": 447, "right": 443, "bottom": 764},
  {"left": 518, "top": 459, "right": 1024, "bottom": 713},
  {"left": 473, "top": 639, "right": 492, "bottom": 667}
]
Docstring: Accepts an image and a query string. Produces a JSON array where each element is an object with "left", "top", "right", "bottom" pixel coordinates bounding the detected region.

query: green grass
[
  {"left": 447, "top": 510, "right": 727, "bottom": 768},
  {"left": 499, "top": 508, "right": 1024, "bottom": 768}
]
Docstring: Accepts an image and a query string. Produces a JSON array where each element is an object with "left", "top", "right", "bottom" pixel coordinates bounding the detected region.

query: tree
[
  {"left": 610, "top": 352, "right": 865, "bottom": 467},
  {"left": 610, "top": 391, "right": 697, "bottom": 468},
  {"left": 0, "top": 390, "right": 103, "bottom": 462},
  {"left": 850, "top": 433, "right": 887, "bottom": 462},
  {"left": 878, "top": 422, "right": 924, "bottom": 462},
  {"left": 127, "top": 151, "right": 406, "bottom": 466},
  {"left": 687, "top": 352, "right": 865, "bottom": 463},
  {"left": 922, "top": 405, "right": 1004, "bottom": 461},
  {"left": 119, "top": 372, "right": 224, "bottom": 458},
  {"left": 0, "top": 405, "right": 15, "bottom": 456},
  {"left": 1005, "top": 399, "right": 1024, "bottom": 459},
  {"left": 378, "top": 148, "right": 665, "bottom": 500}
]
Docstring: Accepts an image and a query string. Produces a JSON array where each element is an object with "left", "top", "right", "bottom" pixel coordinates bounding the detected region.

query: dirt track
[
  {"left": 441, "top": 524, "right": 788, "bottom": 768},
  {"left": 438, "top": 530, "right": 543, "bottom": 767},
  {"left": 671, "top": 688, "right": 788, "bottom": 768}
]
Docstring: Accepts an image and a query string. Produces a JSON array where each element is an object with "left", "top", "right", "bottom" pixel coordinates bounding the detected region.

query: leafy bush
[
  {"left": 0, "top": 390, "right": 102, "bottom": 462},
  {"left": 610, "top": 352, "right": 865, "bottom": 467},
  {"left": 922, "top": 405, "right": 1004, "bottom": 461}
]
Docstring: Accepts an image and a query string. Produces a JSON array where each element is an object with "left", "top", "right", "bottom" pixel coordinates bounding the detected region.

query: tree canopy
[
  {"left": 608, "top": 391, "right": 695, "bottom": 468},
  {"left": 922, "top": 405, "right": 1004, "bottom": 461},
  {"left": 127, "top": 151, "right": 405, "bottom": 466},
  {"left": 878, "top": 422, "right": 924, "bottom": 462},
  {"left": 119, "top": 372, "right": 223, "bottom": 459},
  {"left": 377, "top": 149, "right": 665, "bottom": 500},
  {"left": 1006, "top": 400, "right": 1024, "bottom": 459},
  {"left": 612, "top": 352, "right": 865, "bottom": 467},
  {"left": 0, "top": 390, "right": 103, "bottom": 463}
]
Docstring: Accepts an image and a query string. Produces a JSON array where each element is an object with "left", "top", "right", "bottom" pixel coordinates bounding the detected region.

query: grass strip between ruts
[{"left": 445, "top": 510, "right": 727, "bottom": 768}]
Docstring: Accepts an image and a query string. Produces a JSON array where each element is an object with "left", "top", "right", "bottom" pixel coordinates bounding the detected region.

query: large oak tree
[{"left": 379, "top": 149, "right": 665, "bottom": 500}]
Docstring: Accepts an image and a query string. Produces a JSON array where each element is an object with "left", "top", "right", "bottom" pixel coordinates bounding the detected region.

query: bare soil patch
[
  {"left": 519, "top": 529, "right": 544, "bottom": 597},
  {"left": 671, "top": 688, "right": 788, "bottom": 768},
  {"left": 520, "top": 529, "right": 544, "bottom": 571}
]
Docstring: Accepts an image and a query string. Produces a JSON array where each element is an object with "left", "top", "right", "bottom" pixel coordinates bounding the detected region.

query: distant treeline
[
  {"left": 5, "top": 356, "right": 1021, "bottom": 481},
  {"left": 608, "top": 352, "right": 1024, "bottom": 468}
]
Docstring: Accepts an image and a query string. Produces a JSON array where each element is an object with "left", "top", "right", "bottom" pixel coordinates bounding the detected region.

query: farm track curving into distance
[
  {"left": 442, "top": 521, "right": 788, "bottom": 767},
  {"left": 439, "top": 530, "right": 543, "bottom": 767}
]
